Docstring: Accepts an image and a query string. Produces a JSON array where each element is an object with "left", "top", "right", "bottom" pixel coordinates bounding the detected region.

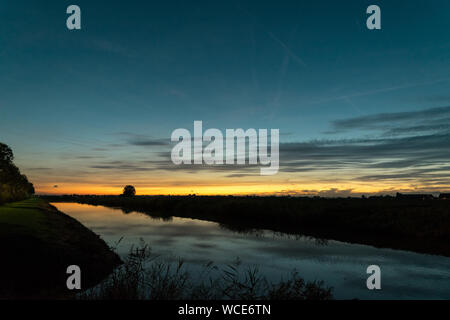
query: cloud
[
  {"left": 114, "top": 132, "right": 171, "bottom": 147},
  {"left": 329, "top": 106, "right": 450, "bottom": 132},
  {"left": 74, "top": 155, "right": 105, "bottom": 160},
  {"left": 275, "top": 106, "right": 450, "bottom": 187},
  {"left": 418, "top": 95, "right": 450, "bottom": 103},
  {"left": 88, "top": 131, "right": 450, "bottom": 187},
  {"left": 278, "top": 133, "right": 450, "bottom": 181},
  {"left": 83, "top": 106, "right": 450, "bottom": 193},
  {"left": 128, "top": 139, "right": 170, "bottom": 147},
  {"left": 87, "top": 131, "right": 450, "bottom": 187},
  {"left": 90, "top": 39, "right": 137, "bottom": 58},
  {"left": 311, "top": 78, "right": 450, "bottom": 106},
  {"left": 266, "top": 188, "right": 355, "bottom": 197}
]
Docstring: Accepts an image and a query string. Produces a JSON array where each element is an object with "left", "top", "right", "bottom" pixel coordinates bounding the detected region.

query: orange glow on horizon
[{"left": 35, "top": 181, "right": 421, "bottom": 196}]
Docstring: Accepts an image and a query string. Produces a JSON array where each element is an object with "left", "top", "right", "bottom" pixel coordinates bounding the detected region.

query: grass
[
  {"left": 0, "top": 198, "right": 55, "bottom": 238},
  {"left": 81, "top": 242, "right": 333, "bottom": 300},
  {"left": 0, "top": 198, "right": 121, "bottom": 299}
]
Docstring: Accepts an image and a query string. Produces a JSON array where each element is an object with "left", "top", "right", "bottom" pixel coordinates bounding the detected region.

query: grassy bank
[
  {"left": 43, "top": 195, "right": 450, "bottom": 257},
  {"left": 0, "top": 198, "right": 121, "bottom": 299}
]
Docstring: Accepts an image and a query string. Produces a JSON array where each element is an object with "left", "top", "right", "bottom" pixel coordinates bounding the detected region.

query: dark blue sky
[{"left": 1, "top": 0, "right": 450, "bottom": 195}]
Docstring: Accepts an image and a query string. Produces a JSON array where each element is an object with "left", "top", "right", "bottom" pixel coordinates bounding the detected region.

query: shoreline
[
  {"left": 0, "top": 198, "right": 121, "bottom": 299},
  {"left": 42, "top": 195, "right": 450, "bottom": 258}
]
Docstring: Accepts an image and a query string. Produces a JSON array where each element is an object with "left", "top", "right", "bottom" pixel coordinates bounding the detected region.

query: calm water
[{"left": 53, "top": 202, "right": 450, "bottom": 300}]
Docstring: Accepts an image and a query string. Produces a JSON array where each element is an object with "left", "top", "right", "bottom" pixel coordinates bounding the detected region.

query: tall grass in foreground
[{"left": 80, "top": 242, "right": 333, "bottom": 300}]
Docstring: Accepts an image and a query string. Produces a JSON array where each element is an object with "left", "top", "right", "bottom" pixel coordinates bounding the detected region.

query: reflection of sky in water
[{"left": 53, "top": 203, "right": 450, "bottom": 300}]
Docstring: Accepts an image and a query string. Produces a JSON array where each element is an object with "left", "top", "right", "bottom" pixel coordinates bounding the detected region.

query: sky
[{"left": 1, "top": 0, "right": 450, "bottom": 196}]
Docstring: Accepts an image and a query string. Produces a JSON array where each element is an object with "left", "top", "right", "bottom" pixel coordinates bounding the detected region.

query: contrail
[
  {"left": 268, "top": 32, "right": 307, "bottom": 67},
  {"left": 235, "top": 3, "right": 307, "bottom": 67}
]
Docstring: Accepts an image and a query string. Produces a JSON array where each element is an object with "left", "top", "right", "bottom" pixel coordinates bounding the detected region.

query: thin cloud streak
[{"left": 310, "top": 78, "right": 450, "bottom": 106}]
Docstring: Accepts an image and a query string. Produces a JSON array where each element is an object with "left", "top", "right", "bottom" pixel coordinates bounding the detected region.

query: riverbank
[
  {"left": 0, "top": 198, "right": 121, "bottom": 299},
  {"left": 43, "top": 195, "right": 450, "bottom": 257}
]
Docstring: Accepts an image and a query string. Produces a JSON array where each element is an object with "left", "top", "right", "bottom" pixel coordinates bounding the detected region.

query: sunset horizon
[{"left": 1, "top": 0, "right": 449, "bottom": 303}]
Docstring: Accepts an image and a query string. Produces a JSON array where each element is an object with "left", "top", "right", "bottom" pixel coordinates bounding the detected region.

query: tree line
[{"left": 0, "top": 143, "right": 34, "bottom": 204}]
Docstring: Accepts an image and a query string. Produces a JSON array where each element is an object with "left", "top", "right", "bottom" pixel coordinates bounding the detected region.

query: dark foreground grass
[
  {"left": 43, "top": 195, "right": 450, "bottom": 257},
  {"left": 0, "top": 198, "right": 121, "bottom": 299},
  {"left": 81, "top": 242, "right": 333, "bottom": 300}
]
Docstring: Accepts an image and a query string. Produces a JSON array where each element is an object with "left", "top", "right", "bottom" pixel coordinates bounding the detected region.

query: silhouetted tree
[
  {"left": 0, "top": 143, "right": 35, "bottom": 204},
  {"left": 0, "top": 143, "right": 14, "bottom": 164},
  {"left": 122, "top": 185, "right": 136, "bottom": 197}
]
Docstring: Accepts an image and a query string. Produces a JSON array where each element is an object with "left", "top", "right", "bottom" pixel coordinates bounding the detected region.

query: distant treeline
[
  {"left": 0, "top": 143, "right": 34, "bottom": 204},
  {"left": 43, "top": 194, "right": 450, "bottom": 257}
]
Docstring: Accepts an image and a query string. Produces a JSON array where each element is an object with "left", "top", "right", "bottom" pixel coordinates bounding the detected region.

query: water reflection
[{"left": 53, "top": 203, "right": 450, "bottom": 300}]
